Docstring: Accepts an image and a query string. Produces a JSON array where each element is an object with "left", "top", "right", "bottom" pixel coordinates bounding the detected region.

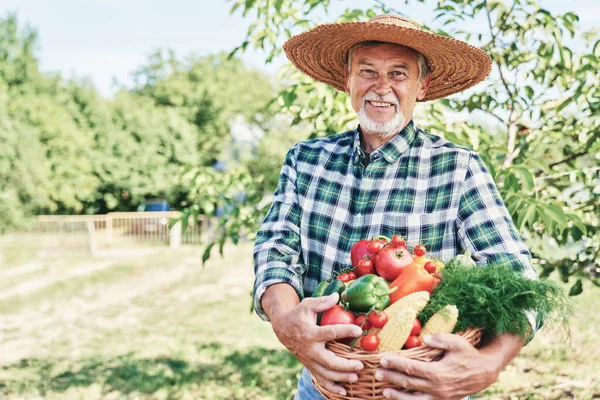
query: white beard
[{"left": 357, "top": 92, "right": 405, "bottom": 140}]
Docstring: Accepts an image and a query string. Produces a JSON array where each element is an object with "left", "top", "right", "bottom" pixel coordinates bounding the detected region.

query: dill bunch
[{"left": 418, "top": 259, "right": 572, "bottom": 339}]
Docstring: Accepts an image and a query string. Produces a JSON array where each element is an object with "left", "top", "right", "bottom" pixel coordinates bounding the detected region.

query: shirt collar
[{"left": 352, "top": 120, "right": 417, "bottom": 165}]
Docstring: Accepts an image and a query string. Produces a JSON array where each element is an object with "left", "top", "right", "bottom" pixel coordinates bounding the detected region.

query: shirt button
[{"left": 355, "top": 213, "right": 363, "bottom": 221}]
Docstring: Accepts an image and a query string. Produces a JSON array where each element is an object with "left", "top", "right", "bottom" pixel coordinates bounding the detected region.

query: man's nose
[{"left": 373, "top": 73, "right": 392, "bottom": 94}]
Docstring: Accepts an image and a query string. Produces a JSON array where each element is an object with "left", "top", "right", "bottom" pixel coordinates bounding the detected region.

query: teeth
[{"left": 369, "top": 101, "right": 393, "bottom": 107}]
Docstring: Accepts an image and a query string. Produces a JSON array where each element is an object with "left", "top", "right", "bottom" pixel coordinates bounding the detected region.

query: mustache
[{"left": 362, "top": 91, "right": 400, "bottom": 107}]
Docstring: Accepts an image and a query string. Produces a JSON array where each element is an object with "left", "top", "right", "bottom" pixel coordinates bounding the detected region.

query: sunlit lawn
[{"left": 0, "top": 236, "right": 598, "bottom": 399}]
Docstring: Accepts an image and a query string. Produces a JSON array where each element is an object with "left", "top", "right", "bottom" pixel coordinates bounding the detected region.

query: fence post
[
  {"left": 87, "top": 220, "right": 97, "bottom": 255},
  {"left": 170, "top": 220, "right": 182, "bottom": 249},
  {"left": 106, "top": 214, "right": 113, "bottom": 247}
]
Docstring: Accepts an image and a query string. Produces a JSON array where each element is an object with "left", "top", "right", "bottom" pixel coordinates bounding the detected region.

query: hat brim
[{"left": 283, "top": 20, "right": 492, "bottom": 101}]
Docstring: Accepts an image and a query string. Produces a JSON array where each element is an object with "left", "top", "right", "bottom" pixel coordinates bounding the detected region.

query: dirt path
[
  {"left": 0, "top": 248, "right": 208, "bottom": 364},
  {"left": 0, "top": 260, "right": 116, "bottom": 301}
]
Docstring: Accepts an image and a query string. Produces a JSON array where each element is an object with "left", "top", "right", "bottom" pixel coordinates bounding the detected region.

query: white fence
[{"left": 27, "top": 212, "right": 213, "bottom": 253}]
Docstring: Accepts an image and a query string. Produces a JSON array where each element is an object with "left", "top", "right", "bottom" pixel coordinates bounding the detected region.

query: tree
[
  {"left": 215, "top": 0, "right": 599, "bottom": 291},
  {"left": 0, "top": 14, "right": 98, "bottom": 225},
  {"left": 0, "top": 13, "right": 276, "bottom": 228}
]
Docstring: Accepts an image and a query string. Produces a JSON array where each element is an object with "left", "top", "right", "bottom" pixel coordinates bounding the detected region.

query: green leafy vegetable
[{"left": 418, "top": 259, "right": 572, "bottom": 340}]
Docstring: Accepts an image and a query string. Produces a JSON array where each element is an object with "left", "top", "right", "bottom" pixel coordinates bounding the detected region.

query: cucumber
[
  {"left": 311, "top": 281, "right": 329, "bottom": 298},
  {"left": 322, "top": 279, "right": 346, "bottom": 298}
]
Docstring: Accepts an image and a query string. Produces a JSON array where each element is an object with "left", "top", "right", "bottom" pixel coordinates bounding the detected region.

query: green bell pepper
[{"left": 341, "top": 274, "right": 396, "bottom": 312}]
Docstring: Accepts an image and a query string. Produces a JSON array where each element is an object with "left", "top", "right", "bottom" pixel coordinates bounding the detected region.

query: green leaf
[
  {"left": 568, "top": 279, "right": 583, "bottom": 296},
  {"left": 514, "top": 166, "right": 535, "bottom": 192},
  {"left": 274, "top": 0, "right": 284, "bottom": 12},
  {"left": 525, "top": 85, "right": 534, "bottom": 99},
  {"left": 218, "top": 234, "right": 227, "bottom": 256},
  {"left": 202, "top": 242, "right": 215, "bottom": 265},
  {"left": 565, "top": 213, "right": 588, "bottom": 236},
  {"left": 541, "top": 207, "right": 555, "bottom": 234},
  {"left": 545, "top": 204, "right": 567, "bottom": 227},
  {"left": 181, "top": 209, "right": 190, "bottom": 232},
  {"left": 518, "top": 203, "right": 537, "bottom": 231}
]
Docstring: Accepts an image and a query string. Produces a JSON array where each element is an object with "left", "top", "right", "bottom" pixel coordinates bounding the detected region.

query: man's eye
[
  {"left": 389, "top": 71, "right": 408, "bottom": 82},
  {"left": 359, "top": 69, "right": 377, "bottom": 78}
]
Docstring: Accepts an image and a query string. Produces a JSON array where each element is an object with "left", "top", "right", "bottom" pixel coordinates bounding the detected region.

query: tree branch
[
  {"left": 484, "top": 1, "right": 520, "bottom": 169},
  {"left": 549, "top": 150, "right": 589, "bottom": 169},
  {"left": 481, "top": 0, "right": 516, "bottom": 49}
]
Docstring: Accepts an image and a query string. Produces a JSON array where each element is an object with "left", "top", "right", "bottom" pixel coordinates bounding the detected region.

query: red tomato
[
  {"left": 354, "top": 314, "right": 372, "bottom": 330},
  {"left": 360, "top": 334, "right": 380, "bottom": 352},
  {"left": 355, "top": 259, "right": 374, "bottom": 276},
  {"left": 410, "top": 318, "right": 422, "bottom": 336},
  {"left": 424, "top": 261, "right": 437, "bottom": 274},
  {"left": 373, "top": 244, "right": 414, "bottom": 281},
  {"left": 404, "top": 335, "right": 422, "bottom": 349},
  {"left": 391, "top": 235, "right": 406, "bottom": 247},
  {"left": 414, "top": 244, "right": 427, "bottom": 257},
  {"left": 320, "top": 305, "right": 356, "bottom": 326},
  {"left": 367, "top": 311, "right": 389, "bottom": 329},
  {"left": 366, "top": 240, "right": 385, "bottom": 254},
  {"left": 347, "top": 271, "right": 357, "bottom": 281},
  {"left": 337, "top": 273, "right": 351, "bottom": 283},
  {"left": 350, "top": 239, "right": 375, "bottom": 268}
]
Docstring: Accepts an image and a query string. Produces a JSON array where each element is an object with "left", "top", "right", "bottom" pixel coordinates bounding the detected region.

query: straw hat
[{"left": 283, "top": 14, "right": 492, "bottom": 101}]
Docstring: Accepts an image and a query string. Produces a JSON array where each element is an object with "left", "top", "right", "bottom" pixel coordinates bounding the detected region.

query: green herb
[{"left": 418, "top": 259, "right": 572, "bottom": 340}]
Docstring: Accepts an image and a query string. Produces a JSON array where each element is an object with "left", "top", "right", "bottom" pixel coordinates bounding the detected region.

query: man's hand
[
  {"left": 269, "top": 292, "right": 364, "bottom": 396},
  {"left": 374, "top": 332, "right": 524, "bottom": 399}
]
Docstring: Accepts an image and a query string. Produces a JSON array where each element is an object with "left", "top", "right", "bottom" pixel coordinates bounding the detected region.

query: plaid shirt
[{"left": 253, "top": 121, "right": 535, "bottom": 321}]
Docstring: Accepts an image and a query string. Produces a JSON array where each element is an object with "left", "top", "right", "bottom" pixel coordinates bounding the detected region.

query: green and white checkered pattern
[{"left": 253, "top": 121, "right": 535, "bottom": 321}]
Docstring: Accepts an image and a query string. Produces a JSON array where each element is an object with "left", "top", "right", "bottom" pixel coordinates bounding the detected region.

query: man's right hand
[{"left": 269, "top": 292, "right": 364, "bottom": 396}]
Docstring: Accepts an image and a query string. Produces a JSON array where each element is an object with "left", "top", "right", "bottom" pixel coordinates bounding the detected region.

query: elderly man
[{"left": 253, "top": 14, "right": 535, "bottom": 400}]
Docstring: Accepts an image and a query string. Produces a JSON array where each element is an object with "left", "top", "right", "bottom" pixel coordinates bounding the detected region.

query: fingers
[
  {"left": 314, "top": 323, "right": 363, "bottom": 342},
  {"left": 314, "top": 374, "right": 350, "bottom": 397},
  {"left": 311, "top": 360, "right": 360, "bottom": 383},
  {"left": 378, "top": 356, "right": 430, "bottom": 380},
  {"left": 375, "top": 366, "right": 431, "bottom": 393},
  {"left": 317, "top": 347, "right": 363, "bottom": 372},
  {"left": 304, "top": 292, "right": 340, "bottom": 312},
  {"left": 422, "top": 332, "right": 470, "bottom": 351},
  {"left": 381, "top": 388, "right": 433, "bottom": 400}
]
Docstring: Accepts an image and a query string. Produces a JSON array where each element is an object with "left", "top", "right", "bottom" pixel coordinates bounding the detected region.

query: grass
[{"left": 1, "top": 236, "right": 599, "bottom": 399}]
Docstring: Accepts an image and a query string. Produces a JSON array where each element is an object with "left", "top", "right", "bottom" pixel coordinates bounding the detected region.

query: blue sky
[{"left": 1, "top": 0, "right": 597, "bottom": 97}]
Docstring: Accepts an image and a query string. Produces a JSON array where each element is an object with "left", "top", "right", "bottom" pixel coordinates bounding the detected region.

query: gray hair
[{"left": 346, "top": 41, "right": 432, "bottom": 82}]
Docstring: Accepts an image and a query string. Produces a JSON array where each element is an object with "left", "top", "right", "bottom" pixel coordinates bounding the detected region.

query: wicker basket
[{"left": 312, "top": 328, "right": 484, "bottom": 400}]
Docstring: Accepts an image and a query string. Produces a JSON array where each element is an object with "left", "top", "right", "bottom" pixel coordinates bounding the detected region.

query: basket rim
[
  {"left": 311, "top": 328, "right": 485, "bottom": 399},
  {"left": 327, "top": 327, "right": 484, "bottom": 360}
]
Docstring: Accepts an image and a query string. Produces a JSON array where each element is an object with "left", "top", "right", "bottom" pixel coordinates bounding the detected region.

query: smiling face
[{"left": 345, "top": 43, "right": 431, "bottom": 140}]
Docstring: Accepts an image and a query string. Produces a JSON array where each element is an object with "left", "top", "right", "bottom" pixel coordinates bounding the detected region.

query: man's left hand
[{"left": 374, "top": 332, "right": 523, "bottom": 399}]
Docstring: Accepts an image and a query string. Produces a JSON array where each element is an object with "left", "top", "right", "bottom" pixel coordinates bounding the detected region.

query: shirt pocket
[{"left": 378, "top": 211, "right": 452, "bottom": 254}]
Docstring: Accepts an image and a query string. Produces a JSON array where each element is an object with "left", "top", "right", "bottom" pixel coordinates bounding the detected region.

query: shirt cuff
[{"left": 253, "top": 271, "right": 305, "bottom": 322}]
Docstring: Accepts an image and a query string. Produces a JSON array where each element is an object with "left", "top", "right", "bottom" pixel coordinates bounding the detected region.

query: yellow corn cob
[
  {"left": 383, "top": 290, "right": 430, "bottom": 320},
  {"left": 418, "top": 305, "right": 459, "bottom": 340},
  {"left": 377, "top": 308, "right": 418, "bottom": 351},
  {"left": 433, "top": 259, "right": 445, "bottom": 274}
]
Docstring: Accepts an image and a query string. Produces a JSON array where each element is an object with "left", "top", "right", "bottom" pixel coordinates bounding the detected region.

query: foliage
[
  {"left": 419, "top": 259, "right": 572, "bottom": 338},
  {"left": 0, "top": 14, "right": 274, "bottom": 228},
  {"left": 225, "top": 0, "right": 600, "bottom": 292}
]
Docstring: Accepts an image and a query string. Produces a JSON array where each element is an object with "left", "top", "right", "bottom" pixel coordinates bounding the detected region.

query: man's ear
[{"left": 416, "top": 74, "right": 432, "bottom": 101}]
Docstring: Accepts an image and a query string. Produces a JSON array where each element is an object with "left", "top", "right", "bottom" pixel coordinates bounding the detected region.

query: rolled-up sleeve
[
  {"left": 456, "top": 153, "right": 539, "bottom": 337},
  {"left": 456, "top": 152, "right": 535, "bottom": 275},
  {"left": 253, "top": 145, "right": 306, "bottom": 321}
]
